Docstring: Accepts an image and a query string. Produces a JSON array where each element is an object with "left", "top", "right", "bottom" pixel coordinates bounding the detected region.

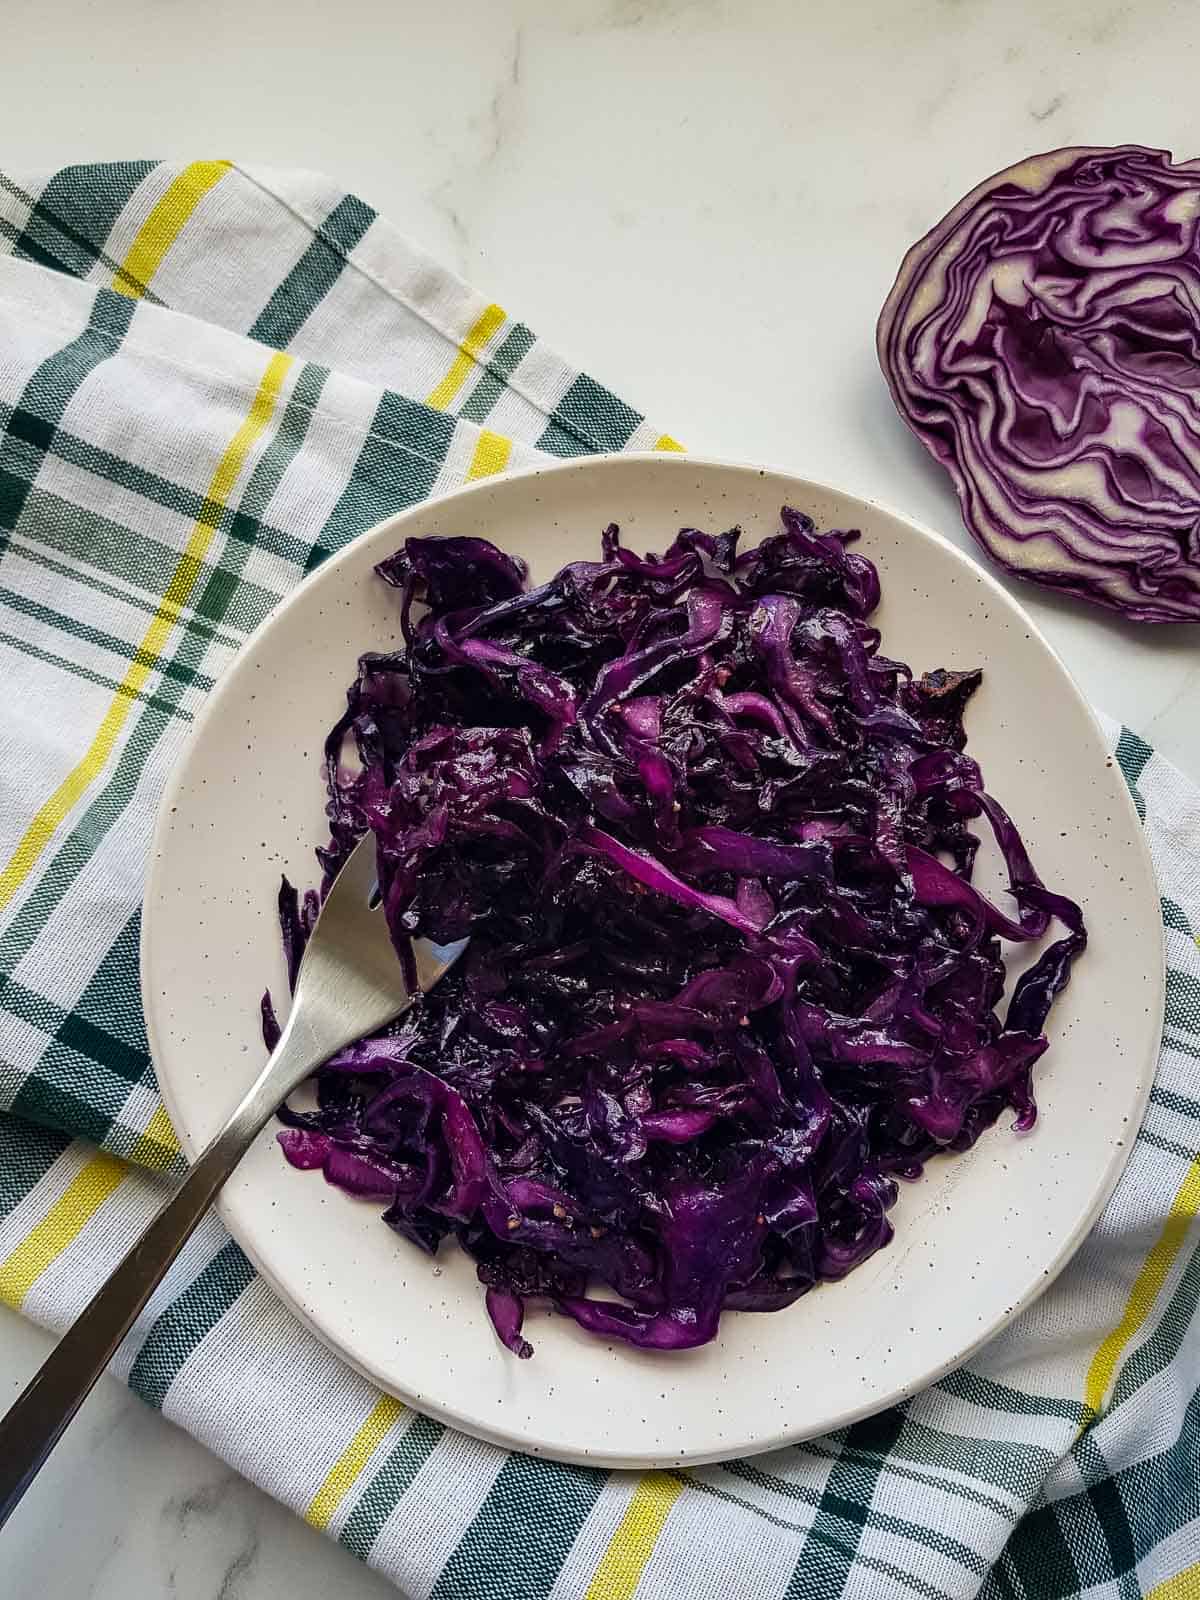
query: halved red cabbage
[
  {"left": 878, "top": 144, "right": 1200, "bottom": 623},
  {"left": 265, "top": 514, "right": 1084, "bottom": 1357}
]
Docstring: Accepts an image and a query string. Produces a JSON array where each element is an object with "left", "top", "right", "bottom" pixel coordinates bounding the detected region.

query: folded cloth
[{"left": 0, "top": 162, "right": 1196, "bottom": 1600}]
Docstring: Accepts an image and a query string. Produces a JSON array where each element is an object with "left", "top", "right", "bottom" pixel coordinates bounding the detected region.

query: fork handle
[{"left": 0, "top": 1049, "right": 293, "bottom": 1532}]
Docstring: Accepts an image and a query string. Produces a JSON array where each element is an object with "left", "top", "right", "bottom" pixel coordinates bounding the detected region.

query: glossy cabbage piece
[
  {"left": 878, "top": 144, "right": 1200, "bottom": 623},
  {"left": 266, "top": 515, "right": 1085, "bottom": 1356}
]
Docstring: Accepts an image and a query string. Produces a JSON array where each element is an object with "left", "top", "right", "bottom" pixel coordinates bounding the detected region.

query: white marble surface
[
  {"left": 2, "top": 0, "right": 1199, "bottom": 1594},
  {"left": 0, "top": 1309, "right": 398, "bottom": 1600}
]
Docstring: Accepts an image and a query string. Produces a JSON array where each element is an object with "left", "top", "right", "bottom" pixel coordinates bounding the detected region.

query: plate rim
[{"left": 141, "top": 449, "right": 1164, "bottom": 1468}]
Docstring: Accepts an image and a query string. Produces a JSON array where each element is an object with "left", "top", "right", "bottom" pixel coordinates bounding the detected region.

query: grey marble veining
[
  {"left": 1, "top": 1310, "right": 398, "bottom": 1599},
  {"left": 2, "top": 0, "right": 1198, "bottom": 1594}
]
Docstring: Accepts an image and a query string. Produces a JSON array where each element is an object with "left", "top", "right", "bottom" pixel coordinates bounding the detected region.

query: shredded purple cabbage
[{"left": 264, "top": 511, "right": 1085, "bottom": 1357}]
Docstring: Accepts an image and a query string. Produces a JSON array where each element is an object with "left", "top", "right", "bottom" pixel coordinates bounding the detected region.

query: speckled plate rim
[{"left": 142, "top": 452, "right": 1164, "bottom": 1469}]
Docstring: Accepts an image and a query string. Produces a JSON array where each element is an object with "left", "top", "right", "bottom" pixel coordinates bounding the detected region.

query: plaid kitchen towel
[{"left": 0, "top": 161, "right": 1196, "bottom": 1600}]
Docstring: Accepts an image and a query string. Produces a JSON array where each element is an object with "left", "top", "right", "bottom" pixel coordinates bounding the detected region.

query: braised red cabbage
[
  {"left": 265, "top": 514, "right": 1085, "bottom": 1356},
  {"left": 878, "top": 144, "right": 1200, "bottom": 623}
]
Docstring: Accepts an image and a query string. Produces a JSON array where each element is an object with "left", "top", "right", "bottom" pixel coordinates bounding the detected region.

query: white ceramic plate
[{"left": 142, "top": 453, "right": 1162, "bottom": 1469}]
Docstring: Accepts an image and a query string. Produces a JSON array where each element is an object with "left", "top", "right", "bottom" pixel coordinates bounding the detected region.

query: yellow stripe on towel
[
  {"left": 426, "top": 303, "right": 506, "bottom": 410},
  {"left": 129, "top": 1102, "right": 182, "bottom": 1171},
  {"left": 0, "top": 349, "right": 292, "bottom": 913},
  {"left": 584, "top": 1472, "right": 683, "bottom": 1600},
  {"left": 1082, "top": 1154, "right": 1200, "bottom": 1422},
  {"left": 306, "top": 1394, "right": 405, "bottom": 1530},
  {"left": 1147, "top": 1560, "right": 1200, "bottom": 1600},
  {"left": 113, "top": 160, "right": 232, "bottom": 299},
  {"left": 466, "top": 429, "right": 512, "bottom": 480},
  {"left": 0, "top": 1152, "right": 127, "bottom": 1309}
]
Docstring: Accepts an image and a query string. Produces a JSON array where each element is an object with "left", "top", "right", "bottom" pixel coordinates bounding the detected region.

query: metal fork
[{"left": 0, "top": 832, "right": 467, "bottom": 1531}]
